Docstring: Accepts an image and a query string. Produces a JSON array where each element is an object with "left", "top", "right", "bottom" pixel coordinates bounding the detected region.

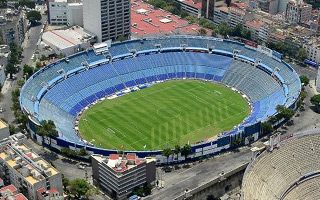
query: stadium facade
[{"left": 20, "top": 36, "right": 301, "bottom": 162}]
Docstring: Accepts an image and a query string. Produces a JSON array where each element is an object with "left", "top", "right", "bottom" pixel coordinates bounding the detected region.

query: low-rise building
[
  {"left": 41, "top": 26, "right": 95, "bottom": 56},
  {"left": 213, "top": 5, "right": 247, "bottom": 28},
  {"left": 0, "top": 184, "right": 28, "bottom": 200},
  {"left": 175, "top": 0, "right": 202, "bottom": 18},
  {"left": 92, "top": 154, "right": 156, "bottom": 200},
  {"left": 0, "top": 142, "right": 63, "bottom": 200}
]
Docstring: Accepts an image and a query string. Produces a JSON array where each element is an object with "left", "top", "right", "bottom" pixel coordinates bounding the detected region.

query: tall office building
[
  {"left": 202, "top": 0, "right": 225, "bottom": 21},
  {"left": 83, "top": 0, "right": 131, "bottom": 42}
]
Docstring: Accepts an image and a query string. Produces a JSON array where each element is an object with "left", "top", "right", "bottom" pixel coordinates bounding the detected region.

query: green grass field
[{"left": 78, "top": 80, "right": 250, "bottom": 151}]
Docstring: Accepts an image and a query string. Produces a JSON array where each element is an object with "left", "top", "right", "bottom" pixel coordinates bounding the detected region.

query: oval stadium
[
  {"left": 20, "top": 36, "right": 301, "bottom": 157},
  {"left": 242, "top": 132, "right": 320, "bottom": 200}
]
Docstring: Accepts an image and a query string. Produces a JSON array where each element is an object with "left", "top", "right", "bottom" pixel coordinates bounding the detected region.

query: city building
[
  {"left": 0, "top": 9, "right": 28, "bottom": 46},
  {"left": 213, "top": 5, "right": 247, "bottom": 28},
  {"left": 278, "top": 0, "right": 290, "bottom": 13},
  {"left": 0, "top": 142, "right": 63, "bottom": 200},
  {"left": 285, "top": 0, "right": 312, "bottom": 24},
  {"left": 257, "top": 0, "right": 279, "bottom": 14},
  {"left": 175, "top": 0, "right": 202, "bottom": 17},
  {"left": 92, "top": 154, "right": 156, "bottom": 200},
  {"left": 303, "top": 38, "right": 320, "bottom": 64},
  {"left": 66, "top": 2, "right": 83, "bottom": 26},
  {"left": 0, "top": 119, "right": 9, "bottom": 142},
  {"left": 48, "top": 0, "right": 68, "bottom": 25},
  {"left": 47, "top": 0, "right": 82, "bottom": 25},
  {"left": 0, "top": 184, "right": 28, "bottom": 200},
  {"left": 83, "top": 0, "right": 131, "bottom": 42},
  {"left": 202, "top": 0, "right": 225, "bottom": 21},
  {"left": 36, "top": 187, "right": 64, "bottom": 200},
  {"left": 317, "top": 67, "right": 320, "bottom": 92},
  {"left": 41, "top": 26, "right": 95, "bottom": 56},
  {"left": 0, "top": 45, "right": 10, "bottom": 86},
  {"left": 131, "top": 0, "right": 212, "bottom": 37},
  {"left": 244, "top": 19, "right": 270, "bottom": 43}
]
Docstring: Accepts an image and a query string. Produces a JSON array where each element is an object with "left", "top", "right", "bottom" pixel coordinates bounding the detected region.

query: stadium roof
[{"left": 131, "top": 0, "right": 211, "bottom": 37}]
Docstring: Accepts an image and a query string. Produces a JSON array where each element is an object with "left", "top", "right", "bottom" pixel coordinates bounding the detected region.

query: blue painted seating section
[
  {"left": 20, "top": 36, "right": 300, "bottom": 143},
  {"left": 42, "top": 52, "right": 232, "bottom": 116}
]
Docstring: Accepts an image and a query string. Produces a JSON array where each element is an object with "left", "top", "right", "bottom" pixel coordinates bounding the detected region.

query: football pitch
[{"left": 78, "top": 80, "right": 250, "bottom": 151}]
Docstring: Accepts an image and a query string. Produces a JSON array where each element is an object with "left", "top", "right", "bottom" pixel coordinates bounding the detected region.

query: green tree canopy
[
  {"left": 300, "top": 75, "right": 309, "bottom": 86},
  {"left": 276, "top": 105, "right": 295, "bottom": 120},
  {"left": 162, "top": 147, "right": 172, "bottom": 164},
  {"left": 69, "top": 179, "right": 91, "bottom": 198},
  {"left": 217, "top": 22, "right": 231, "bottom": 37},
  {"left": 26, "top": 10, "right": 42, "bottom": 25},
  {"left": 296, "top": 48, "right": 308, "bottom": 62},
  {"left": 181, "top": 144, "right": 192, "bottom": 161},
  {"left": 311, "top": 94, "right": 320, "bottom": 112},
  {"left": 23, "top": 64, "right": 34, "bottom": 78}
]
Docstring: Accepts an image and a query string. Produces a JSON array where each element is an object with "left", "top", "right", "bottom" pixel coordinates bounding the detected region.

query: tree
[
  {"left": 6, "top": 63, "right": 16, "bottom": 79},
  {"left": 19, "top": 0, "right": 35, "bottom": 9},
  {"left": 62, "top": 174, "right": 70, "bottom": 190},
  {"left": 311, "top": 94, "right": 320, "bottom": 112},
  {"left": 9, "top": 124, "right": 16, "bottom": 135},
  {"left": 26, "top": 10, "right": 42, "bottom": 25},
  {"left": 198, "top": 28, "right": 207, "bottom": 36},
  {"left": 181, "top": 144, "right": 192, "bottom": 161},
  {"left": 162, "top": 148, "right": 172, "bottom": 164},
  {"left": 174, "top": 145, "right": 181, "bottom": 160},
  {"left": 217, "top": 22, "right": 231, "bottom": 38},
  {"left": 68, "top": 179, "right": 91, "bottom": 198},
  {"left": 0, "top": 0, "right": 7, "bottom": 8},
  {"left": 261, "top": 122, "right": 273, "bottom": 135},
  {"left": 37, "top": 120, "right": 58, "bottom": 145},
  {"left": 300, "top": 75, "right": 309, "bottom": 86},
  {"left": 276, "top": 105, "right": 295, "bottom": 120},
  {"left": 296, "top": 48, "right": 308, "bottom": 62}
]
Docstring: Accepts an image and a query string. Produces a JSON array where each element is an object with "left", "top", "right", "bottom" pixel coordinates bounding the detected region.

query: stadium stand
[
  {"left": 20, "top": 36, "right": 301, "bottom": 149},
  {"left": 242, "top": 133, "right": 320, "bottom": 200}
]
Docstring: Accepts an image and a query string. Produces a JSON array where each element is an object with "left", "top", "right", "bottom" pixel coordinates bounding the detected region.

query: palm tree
[
  {"left": 174, "top": 145, "right": 181, "bottom": 161},
  {"left": 37, "top": 120, "right": 58, "bottom": 146},
  {"left": 162, "top": 148, "right": 172, "bottom": 165},
  {"left": 181, "top": 144, "right": 192, "bottom": 162}
]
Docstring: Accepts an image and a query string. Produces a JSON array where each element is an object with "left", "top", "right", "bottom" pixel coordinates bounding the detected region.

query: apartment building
[
  {"left": 92, "top": 154, "right": 156, "bottom": 200},
  {"left": 83, "top": 0, "right": 131, "bottom": 42},
  {"left": 0, "top": 142, "right": 63, "bottom": 200},
  {"left": 0, "top": 9, "right": 28, "bottom": 46},
  {"left": 213, "top": 5, "right": 247, "bottom": 28},
  {"left": 285, "top": 0, "right": 312, "bottom": 24}
]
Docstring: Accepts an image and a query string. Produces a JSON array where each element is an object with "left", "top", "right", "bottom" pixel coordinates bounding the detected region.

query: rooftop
[
  {"left": 131, "top": 0, "right": 211, "bottom": 37},
  {"left": 0, "top": 143, "right": 60, "bottom": 186},
  {"left": 42, "top": 26, "right": 94, "bottom": 50},
  {"left": 178, "top": 0, "right": 202, "bottom": 9}
]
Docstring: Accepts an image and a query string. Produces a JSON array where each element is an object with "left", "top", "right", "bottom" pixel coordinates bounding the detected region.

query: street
[{"left": 0, "top": 15, "right": 46, "bottom": 124}]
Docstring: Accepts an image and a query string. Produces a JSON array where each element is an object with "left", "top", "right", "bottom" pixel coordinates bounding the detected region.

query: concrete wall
[{"left": 174, "top": 163, "right": 248, "bottom": 200}]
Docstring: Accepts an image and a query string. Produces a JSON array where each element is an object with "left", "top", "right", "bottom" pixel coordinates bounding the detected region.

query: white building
[
  {"left": 285, "top": 0, "right": 312, "bottom": 24},
  {"left": 48, "top": 0, "right": 68, "bottom": 25},
  {"left": 213, "top": 6, "right": 246, "bottom": 28},
  {"left": 41, "top": 26, "right": 95, "bottom": 56},
  {"left": 67, "top": 2, "right": 83, "bottom": 26},
  {"left": 83, "top": 0, "right": 131, "bottom": 42}
]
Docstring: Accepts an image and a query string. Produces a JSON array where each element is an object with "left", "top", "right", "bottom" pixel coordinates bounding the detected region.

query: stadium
[
  {"left": 242, "top": 131, "right": 320, "bottom": 200},
  {"left": 20, "top": 35, "right": 301, "bottom": 159}
]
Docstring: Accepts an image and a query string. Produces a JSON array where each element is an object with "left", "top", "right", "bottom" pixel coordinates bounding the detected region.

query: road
[{"left": 0, "top": 16, "right": 46, "bottom": 124}]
